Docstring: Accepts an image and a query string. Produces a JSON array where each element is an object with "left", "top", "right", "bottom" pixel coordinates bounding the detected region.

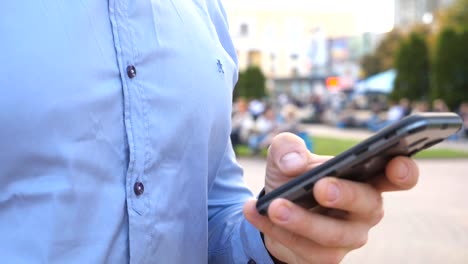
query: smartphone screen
[{"left": 256, "top": 113, "right": 463, "bottom": 215}]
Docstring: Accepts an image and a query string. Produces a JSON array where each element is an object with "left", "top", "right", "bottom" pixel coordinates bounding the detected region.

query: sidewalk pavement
[
  {"left": 301, "top": 123, "right": 468, "bottom": 152},
  {"left": 238, "top": 157, "right": 468, "bottom": 264}
]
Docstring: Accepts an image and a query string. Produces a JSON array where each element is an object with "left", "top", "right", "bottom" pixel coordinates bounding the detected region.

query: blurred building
[
  {"left": 224, "top": 2, "right": 358, "bottom": 78},
  {"left": 223, "top": 0, "right": 381, "bottom": 100},
  {"left": 222, "top": 0, "right": 395, "bottom": 102},
  {"left": 394, "top": 0, "right": 455, "bottom": 27}
]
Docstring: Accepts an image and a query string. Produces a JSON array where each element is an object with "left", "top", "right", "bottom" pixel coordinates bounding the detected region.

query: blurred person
[
  {"left": 248, "top": 106, "right": 278, "bottom": 153},
  {"left": 277, "top": 93, "right": 290, "bottom": 108},
  {"left": 433, "top": 99, "right": 450, "bottom": 112},
  {"left": 367, "top": 102, "right": 386, "bottom": 132},
  {"left": 231, "top": 98, "right": 254, "bottom": 150},
  {"left": 330, "top": 92, "right": 347, "bottom": 114},
  {"left": 248, "top": 98, "right": 265, "bottom": 120},
  {"left": 324, "top": 92, "right": 347, "bottom": 125},
  {"left": 459, "top": 102, "right": 468, "bottom": 138},
  {"left": 279, "top": 104, "right": 315, "bottom": 152},
  {"left": 337, "top": 103, "right": 364, "bottom": 129},
  {"left": 310, "top": 94, "right": 325, "bottom": 123},
  {"left": 353, "top": 94, "right": 369, "bottom": 109},
  {"left": 367, "top": 99, "right": 411, "bottom": 132},
  {"left": 1, "top": 2, "right": 421, "bottom": 264},
  {"left": 278, "top": 104, "right": 301, "bottom": 133},
  {"left": 386, "top": 100, "right": 404, "bottom": 123},
  {"left": 250, "top": 104, "right": 313, "bottom": 154},
  {"left": 400, "top": 98, "right": 412, "bottom": 116},
  {"left": 412, "top": 101, "right": 430, "bottom": 114}
]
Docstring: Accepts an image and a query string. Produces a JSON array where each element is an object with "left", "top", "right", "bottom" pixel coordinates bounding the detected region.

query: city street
[{"left": 238, "top": 157, "right": 468, "bottom": 264}]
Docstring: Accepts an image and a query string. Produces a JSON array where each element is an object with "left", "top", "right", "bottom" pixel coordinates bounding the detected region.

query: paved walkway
[
  {"left": 301, "top": 124, "right": 468, "bottom": 152},
  {"left": 238, "top": 157, "right": 468, "bottom": 264}
]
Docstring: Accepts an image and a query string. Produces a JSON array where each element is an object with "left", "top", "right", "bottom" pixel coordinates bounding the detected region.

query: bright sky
[{"left": 222, "top": 0, "right": 395, "bottom": 33}]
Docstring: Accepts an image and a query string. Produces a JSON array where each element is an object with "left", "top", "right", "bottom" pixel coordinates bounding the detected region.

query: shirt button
[
  {"left": 134, "top": 181, "right": 144, "bottom": 196},
  {"left": 126, "top": 65, "right": 137, "bottom": 79},
  {"left": 247, "top": 260, "right": 256, "bottom": 264}
]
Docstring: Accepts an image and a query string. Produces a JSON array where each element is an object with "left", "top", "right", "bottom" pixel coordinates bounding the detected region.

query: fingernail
[
  {"left": 327, "top": 183, "right": 340, "bottom": 202},
  {"left": 398, "top": 161, "right": 409, "bottom": 180},
  {"left": 274, "top": 203, "right": 291, "bottom": 222},
  {"left": 280, "top": 152, "right": 304, "bottom": 170}
]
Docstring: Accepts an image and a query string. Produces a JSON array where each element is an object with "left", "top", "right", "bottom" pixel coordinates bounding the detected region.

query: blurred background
[{"left": 226, "top": 0, "right": 468, "bottom": 263}]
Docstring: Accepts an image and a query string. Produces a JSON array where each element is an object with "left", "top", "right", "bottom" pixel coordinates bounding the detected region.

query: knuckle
[
  {"left": 373, "top": 207, "right": 385, "bottom": 224},
  {"left": 364, "top": 189, "right": 383, "bottom": 217},
  {"left": 321, "top": 251, "right": 345, "bottom": 264},
  {"left": 344, "top": 183, "right": 358, "bottom": 207},
  {"left": 354, "top": 232, "right": 369, "bottom": 249},
  {"left": 322, "top": 229, "right": 345, "bottom": 247},
  {"left": 264, "top": 237, "right": 278, "bottom": 253},
  {"left": 293, "top": 254, "right": 306, "bottom": 264},
  {"left": 369, "top": 199, "right": 385, "bottom": 226},
  {"left": 347, "top": 185, "right": 359, "bottom": 206},
  {"left": 375, "top": 193, "right": 384, "bottom": 206},
  {"left": 259, "top": 220, "right": 275, "bottom": 235},
  {"left": 285, "top": 231, "right": 303, "bottom": 247}
]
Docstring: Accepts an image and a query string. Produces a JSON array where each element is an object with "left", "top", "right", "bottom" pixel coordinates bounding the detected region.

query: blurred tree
[
  {"left": 360, "top": 29, "right": 404, "bottom": 78},
  {"left": 360, "top": 54, "right": 380, "bottom": 78},
  {"left": 436, "top": 0, "right": 468, "bottom": 32},
  {"left": 411, "top": 23, "right": 432, "bottom": 37},
  {"left": 411, "top": 23, "right": 435, "bottom": 47},
  {"left": 233, "top": 71, "right": 246, "bottom": 100},
  {"left": 432, "top": 28, "right": 468, "bottom": 110},
  {"left": 234, "top": 66, "right": 266, "bottom": 100},
  {"left": 392, "top": 32, "right": 430, "bottom": 101}
]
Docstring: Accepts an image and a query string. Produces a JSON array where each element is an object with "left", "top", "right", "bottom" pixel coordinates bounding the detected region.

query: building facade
[
  {"left": 223, "top": 0, "right": 362, "bottom": 78},
  {"left": 394, "top": 0, "right": 455, "bottom": 27},
  {"left": 222, "top": 0, "right": 391, "bottom": 99}
]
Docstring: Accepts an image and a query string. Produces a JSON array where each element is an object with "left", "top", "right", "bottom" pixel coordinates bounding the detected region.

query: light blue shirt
[{"left": 0, "top": 1, "right": 273, "bottom": 263}]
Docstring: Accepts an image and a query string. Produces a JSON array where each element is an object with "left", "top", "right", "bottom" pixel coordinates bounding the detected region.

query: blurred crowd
[
  {"left": 230, "top": 98, "right": 311, "bottom": 154},
  {"left": 287, "top": 90, "right": 468, "bottom": 140},
  {"left": 335, "top": 96, "right": 468, "bottom": 139},
  {"left": 231, "top": 94, "right": 468, "bottom": 153}
]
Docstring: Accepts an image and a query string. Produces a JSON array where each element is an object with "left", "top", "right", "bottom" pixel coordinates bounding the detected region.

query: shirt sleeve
[{"left": 207, "top": 140, "right": 274, "bottom": 264}]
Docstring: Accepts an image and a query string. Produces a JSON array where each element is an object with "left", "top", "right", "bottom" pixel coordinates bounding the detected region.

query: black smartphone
[{"left": 256, "top": 112, "right": 463, "bottom": 215}]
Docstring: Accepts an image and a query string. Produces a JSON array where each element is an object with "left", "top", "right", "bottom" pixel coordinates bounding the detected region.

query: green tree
[
  {"left": 437, "top": 0, "right": 468, "bottom": 32},
  {"left": 233, "top": 71, "right": 246, "bottom": 100},
  {"left": 360, "top": 29, "right": 405, "bottom": 78},
  {"left": 234, "top": 66, "right": 266, "bottom": 100},
  {"left": 432, "top": 28, "right": 468, "bottom": 109},
  {"left": 360, "top": 54, "right": 381, "bottom": 78},
  {"left": 392, "top": 32, "right": 430, "bottom": 101}
]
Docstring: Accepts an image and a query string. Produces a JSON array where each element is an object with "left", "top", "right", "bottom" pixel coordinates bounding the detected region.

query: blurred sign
[
  {"left": 330, "top": 38, "right": 349, "bottom": 61},
  {"left": 326, "top": 76, "right": 340, "bottom": 91},
  {"left": 326, "top": 76, "right": 355, "bottom": 92}
]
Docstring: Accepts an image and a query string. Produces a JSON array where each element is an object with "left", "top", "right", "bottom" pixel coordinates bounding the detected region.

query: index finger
[{"left": 369, "top": 156, "right": 419, "bottom": 192}]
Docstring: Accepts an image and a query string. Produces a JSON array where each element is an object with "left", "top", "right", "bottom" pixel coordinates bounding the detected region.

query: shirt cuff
[{"left": 238, "top": 218, "right": 274, "bottom": 264}]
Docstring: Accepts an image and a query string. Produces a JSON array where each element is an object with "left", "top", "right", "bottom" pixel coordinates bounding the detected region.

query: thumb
[{"left": 265, "top": 133, "right": 311, "bottom": 193}]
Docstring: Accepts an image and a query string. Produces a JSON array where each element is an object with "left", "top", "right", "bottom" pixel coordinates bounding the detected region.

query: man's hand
[{"left": 243, "top": 133, "right": 419, "bottom": 264}]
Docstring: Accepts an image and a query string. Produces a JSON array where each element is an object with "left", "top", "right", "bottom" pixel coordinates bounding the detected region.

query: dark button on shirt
[
  {"left": 126, "top": 65, "right": 137, "bottom": 78},
  {"left": 248, "top": 260, "right": 256, "bottom": 264},
  {"left": 134, "top": 181, "right": 144, "bottom": 196}
]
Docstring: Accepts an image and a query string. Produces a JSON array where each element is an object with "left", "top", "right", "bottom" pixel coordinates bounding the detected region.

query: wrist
[{"left": 258, "top": 188, "right": 286, "bottom": 264}]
